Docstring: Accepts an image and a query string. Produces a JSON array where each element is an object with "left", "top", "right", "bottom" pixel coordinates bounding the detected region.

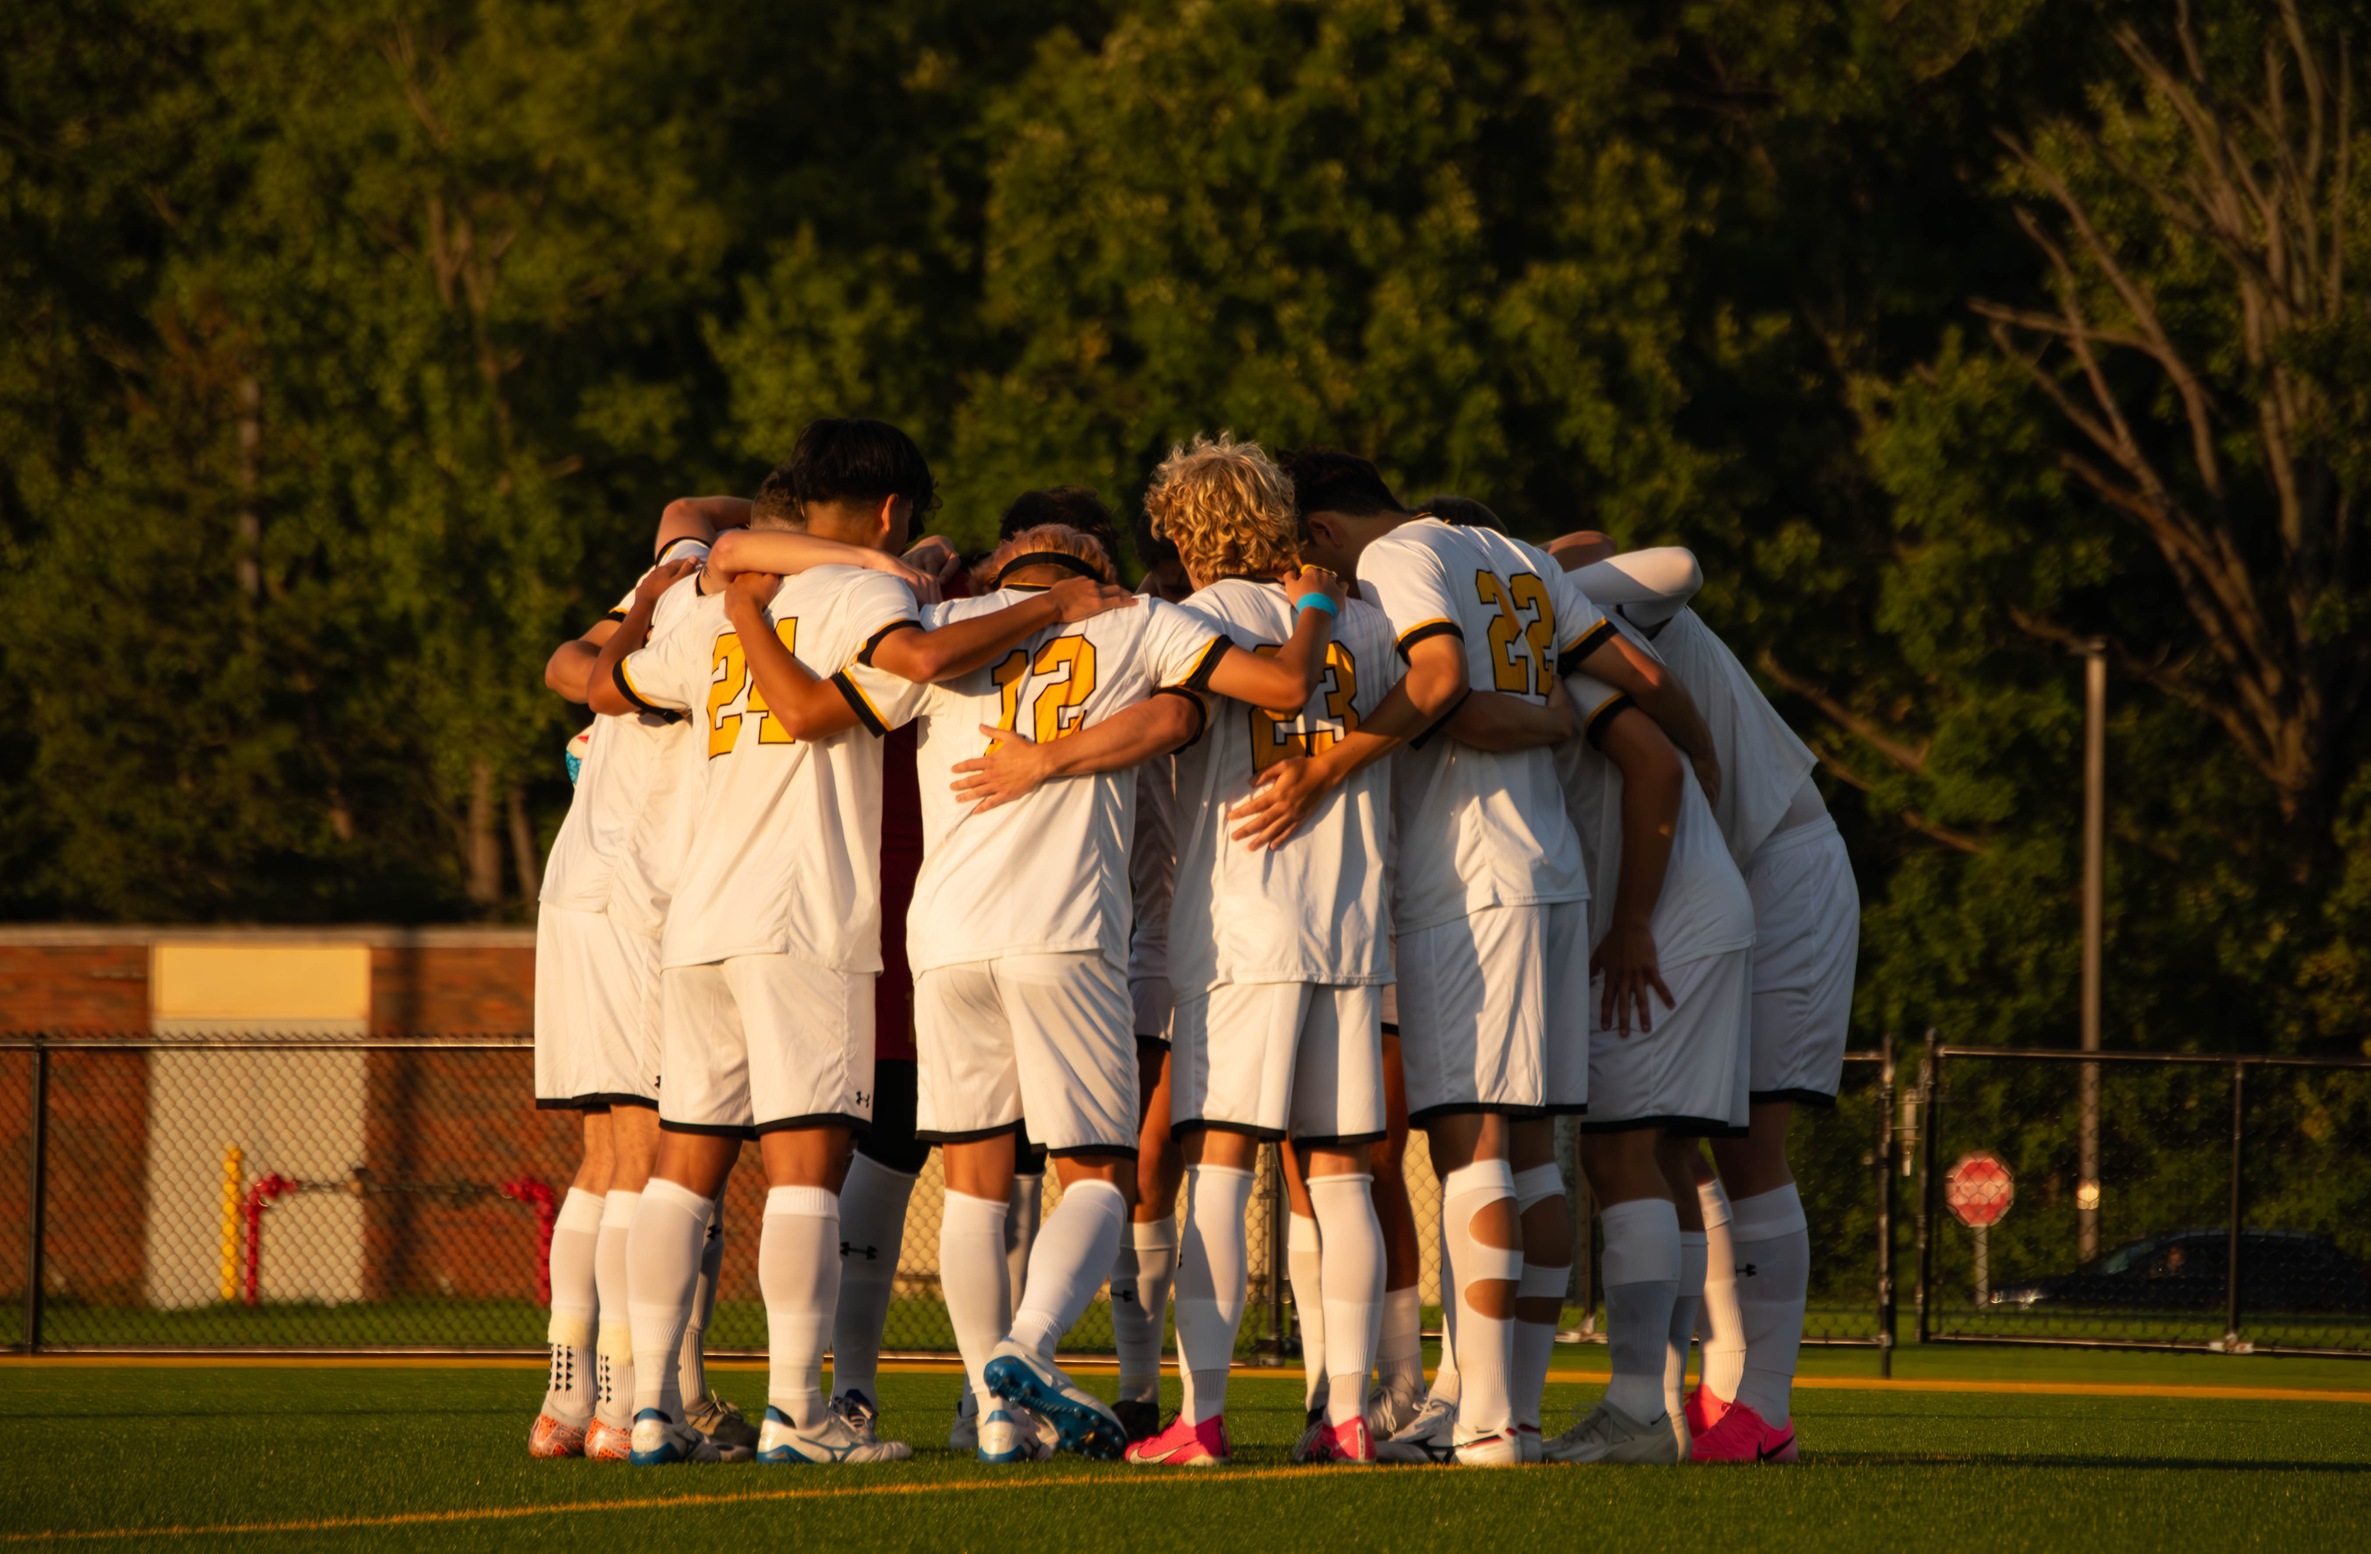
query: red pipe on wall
[
  {"left": 500, "top": 1177, "right": 558, "bottom": 1305},
  {"left": 242, "top": 1173, "right": 299, "bottom": 1306}
]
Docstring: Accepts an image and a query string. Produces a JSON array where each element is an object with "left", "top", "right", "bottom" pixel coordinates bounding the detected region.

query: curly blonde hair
[
  {"left": 973, "top": 523, "right": 1119, "bottom": 593},
  {"left": 1143, "top": 432, "right": 1301, "bottom": 589}
]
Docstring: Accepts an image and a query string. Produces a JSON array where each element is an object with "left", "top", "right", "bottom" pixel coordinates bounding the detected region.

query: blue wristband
[{"left": 1295, "top": 592, "right": 1339, "bottom": 618}]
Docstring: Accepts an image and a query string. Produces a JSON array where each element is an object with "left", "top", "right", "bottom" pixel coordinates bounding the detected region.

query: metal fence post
[
  {"left": 23, "top": 1040, "right": 48, "bottom": 1354},
  {"left": 1914, "top": 1030, "right": 1939, "bottom": 1346},
  {"left": 2224, "top": 1060, "right": 2246, "bottom": 1353},
  {"left": 1875, "top": 1031, "right": 1895, "bottom": 1376}
]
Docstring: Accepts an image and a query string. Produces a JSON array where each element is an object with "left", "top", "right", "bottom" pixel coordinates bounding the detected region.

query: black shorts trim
[
  {"left": 661, "top": 1119, "right": 759, "bottom": 1141},
  {"left": 1560, "top": 618, "right": 1618, "bottom": 674},
  {"left": 1534, "top": 1103, "right": 1590, "bottom": 1117},
  {"left": 756, "top": 1111, "right": 871, "bottom": 1137},
  {"left": 1750, "top": 1087, "right": 1839, "bottom": 1108},
  {"left": 1407, "top": 1100, "right": 1541, "bottom": 1126},
  {"left": 858, "top": 619, "right": 918, "bottom": 667},
  {"left": 1013, "top": 1132, "right": 1048, "bottom": 1176},
  {"left": 1172, "top": 1119, "right": 1284, "bottom": 1144},
  {"left": 1580, "top": 1113, "right": 1728, "bottom": 1136},
  {"left": 535, "top": 1096, "right": 609, "bottom": 1112},
  {"left": 1288, "top": 1129, "right": 1391, "bottom": 1149},
  {"left": 1047, "top": 1143, "right": 1140, "bottom": 1162},
  {"left": 1380, "top": 1022, "right": 1399, "bottom": 1037},
  {"left": 858, "top": 1059, "right": 929, "bottom": 1173},
  {"left": 1134, "top": 1030, "right": 1173, "bottom": 1049},
  {"left": 916, "top": 1121, "right": 1024, "bottom": 1146}
]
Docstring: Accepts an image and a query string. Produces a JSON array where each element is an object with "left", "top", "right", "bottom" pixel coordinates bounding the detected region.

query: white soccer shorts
[
  {"left": 534, "top": 903, "right": 661, "bottom": 1109},
  {"left": 1744, "top": 815, "right": 1860, "bottom": 1107},
  {"left": 914, "top": 952, "right": 1138, "bottom": 1157},
  {"left": 1583, "top": 945, "right": 1751, "bottom": 1135},
  {"left": 1131, "top": 973, "right": 1175, "bottom": 1046},
  {"left": 657, "top": 954, "right": 875, "bottom": 1137},
  {"left": 1394, "top": 902, "right": 1587, "bottom": 1122},
  {"left": 1170, "top": 982, "right": 1388, "bottom": 1145}
]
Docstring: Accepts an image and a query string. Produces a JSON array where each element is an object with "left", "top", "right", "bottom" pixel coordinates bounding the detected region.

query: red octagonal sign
[{"left": 1944, "top": 1150, "right": 2015, "bottom": 1229}]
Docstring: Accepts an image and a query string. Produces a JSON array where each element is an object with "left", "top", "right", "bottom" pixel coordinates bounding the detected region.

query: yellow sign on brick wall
[{"left": 151, "top": 943, "right": 371, "bottom": 1028}]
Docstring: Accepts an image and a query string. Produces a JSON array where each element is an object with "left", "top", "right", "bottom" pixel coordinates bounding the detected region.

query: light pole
[{"left": 2078, "top": 640, "right": 2106, "bottom": 1261}]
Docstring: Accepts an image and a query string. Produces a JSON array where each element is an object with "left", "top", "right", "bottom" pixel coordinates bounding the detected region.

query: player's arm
[
  {"left": 1440, "top": 672, "right": 1575, "bottom": 752},
  {"left": 1569, "top": 626, "right": 1721, "bottom": 808},
  {"left": 707, "top": 528, "right": 946, "bottom": 603},
  {"left": 1197, "top": 567, "right": 1347, "bottom": 713},
  {"left": 949, "top": 692, "right": 1202, "bottom": 814},
  {"left": 721, "top": 572, "right": 863, "bottom": 740},
  {"left": 544, "top": 618, "right": 620, "bottom": 703},
  {"left": 584, "top": 558, "right": 703, "bottom": 716},
  {"left": 1559, "top": 545, "right": 1703, "bottom": 629},
  {"left": 1590, "top": 703, "right": 1685, "bottom": 1037},
  {"left": 653, "top": 496, "right": 752, "bottom": 557},
  {"left": 1226, "top": 632, "right": 1466, "bottom": 850},
  {"left": 869, "top": 578, "right": 1136, "bottom": 684}
]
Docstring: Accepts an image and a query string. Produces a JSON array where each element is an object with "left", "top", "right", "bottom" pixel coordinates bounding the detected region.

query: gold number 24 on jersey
[{"left": 705, "top": 622, "right": 798, "bottom": 757}]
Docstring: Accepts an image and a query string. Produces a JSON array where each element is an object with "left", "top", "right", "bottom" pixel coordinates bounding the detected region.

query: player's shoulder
[
  {"left": 1367, "top": 515, "right": 1459, "bottom": 564},
  {"left": 1182, "top": 576, "right": 1285, "bottom": 635}
]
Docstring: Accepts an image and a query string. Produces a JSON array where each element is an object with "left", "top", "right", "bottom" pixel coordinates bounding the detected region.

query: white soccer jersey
[
  {"left": 612, "top": 564, "right": 920, "bottom": 972},
  {"left": 840, "top": 589, "right": 1227, "bottom": 976},
  {"left": 1631, "top": 607, "right": 1817, "bottom": 869},
  {"left": 1168, "top": 579, "right": 1401, "bottom": 992},
  {"left": 1556, "top": 648, "right": 1756, "bottom": 968},
  {"left": 540, "top": 540, "right": 711, "bottom": 925},
  {"left": 1357, "top": 518, "right": 1603, "bottom": 930}
]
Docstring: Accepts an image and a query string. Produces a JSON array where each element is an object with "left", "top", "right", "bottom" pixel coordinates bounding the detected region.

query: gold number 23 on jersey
[
  {"left": 1249, "top": 641, "right": 1359, "bottom": 773},
  {"left": 706, "top": 622, "right": 798, "bottom": 757},
  {"left": 989, "top": 635, "right": 1098, "bottom": 750},
  {"left": 1477, "top": 570, "right": 1555, "bottom": 695}
]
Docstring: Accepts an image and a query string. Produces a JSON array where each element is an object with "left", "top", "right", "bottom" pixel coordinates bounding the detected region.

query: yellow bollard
[{"left": 220, "top": 1145, "right": 243, "bottom": 1303}]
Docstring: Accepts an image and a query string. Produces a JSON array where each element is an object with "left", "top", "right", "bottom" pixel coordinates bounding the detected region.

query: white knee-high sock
[
  {"left": 1286, "top": 1212, "right": 1327, "bottom": 1413},
  {"left": 1378, "top": 1285, "right": 1424, "bottom": 1399},
  {"left": 1666, "top": 1230, "right": 1708, "bottom": 1422},
  {"left": 1005, "top": 1174, "right": 1043, "bottom": 1308},
  {"left": 1309, "top": 1173, "right": 1384, "bottom": 1431},
  {"left": 1509, "top": 1163, "right": 1569, "bottom": 1433},
  {"left": 599, "top": 1189, "right": 643, "bottom": 1428},
  {"left": 1730, "top": 1184, "right": 1810, "bottom": 1425},
  {"left": 1439, "top": 1159, "right": 1520, "bottom": 1438},
  {"left": 1696, "top": 1177, "right": 1746, "bottom": 1402},
  {"left": 759, "top": 1185, "right": 840, "bottom": 1430},
  {"left": 625, "top": 1180, "right": 706, "bottom": 1420},
  {"left": 677, "top": 1199, "right": 722, "bottom": 1407},
  {"left": 542, "top": 1187, "right": 603, "bottom": 1425},
  {"left": 832, "top": 1155, "right": 917, "bottom": 1404},
  {"left": 1598, "top": 1196, "right": 1681, "bottom": 1423},
  {"left": 1112, "top": 1216, "right": 1177, "bottom": 1405},
  {"left": 1428, "top": 1189, "right": 1462, "bottom": 1408},
  {"left": 1010, "top": 1178, "right": 1127, "bottom": 1358},
  {"left": 1174, "top": 1164, "right": 1255, "bottom": 1423},
  {"left": 939, "top": 1190, "right": 1010, "bottom": 1409}
]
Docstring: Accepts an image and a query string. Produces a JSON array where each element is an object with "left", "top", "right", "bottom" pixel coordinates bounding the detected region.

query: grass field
[{"left": 0, "top": 1347, "right": 2363, "bottom": 1551}]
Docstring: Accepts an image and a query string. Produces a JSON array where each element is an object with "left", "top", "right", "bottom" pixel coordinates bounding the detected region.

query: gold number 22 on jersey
[
  {"left": 989, "top": 635, "right": 1099, "bottom": 750},
  {"left": 1476, "top": 571, "right": 1555, "bottom": 696},
  {"left": 705, "top": 621, "right": 799, "bottom": 757}
]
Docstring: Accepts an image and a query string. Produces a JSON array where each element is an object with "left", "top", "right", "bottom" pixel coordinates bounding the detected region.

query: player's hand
[
  {"left": 723, "top": 569, "right": 781, "bottom": 619},
  {"left": 950, "top": 724, "right": 1056, "bottom": 813},
  {"left": 1046, "top": 577, "right": 1138, "bottom": 624},
  {"left": 1542, "top": 669, "right": 1576, "bottom": 742},
  {"left": 901, "top": 535, "right": 964, "bottom": 601},
  {"left": 1229, "top": 754, "right": 1331, "bottom": 850},
  {"left": 1691, "top": 751, "right": 1722, "bottom": 811},
  {"left": 1283, "top": 563, "right": 1347, "bottom": 612},
  {"left": 1590, "top": 920, "right": 1674, "bottom": 1037},
  {"left": 635, "top": 556, "right": 700, "bottom": 610}
]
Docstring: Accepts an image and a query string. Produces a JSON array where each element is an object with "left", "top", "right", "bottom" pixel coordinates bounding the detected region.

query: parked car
[{"left": 1987, "top": 1229, "right": 2371, "bottom": 1313}]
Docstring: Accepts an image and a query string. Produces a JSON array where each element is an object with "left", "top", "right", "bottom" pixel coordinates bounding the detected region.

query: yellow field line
[
  {"left": 0, "top": 1465, "right": 1321, "bottom": 1546},
  {"left": 5, "top": 1354, "right": 2366, "bottom": 1404}
]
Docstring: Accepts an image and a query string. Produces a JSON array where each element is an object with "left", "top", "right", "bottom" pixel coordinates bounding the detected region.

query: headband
[{"left": 994, "top": 551, "right": 1108, "bottom": 588}]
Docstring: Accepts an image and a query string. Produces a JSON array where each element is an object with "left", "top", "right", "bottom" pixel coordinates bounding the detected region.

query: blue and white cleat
[
  {"left": 976, "top": 1404, "right": 1058, "bottom": 1464},
  {"left": 628, "top": 1408, "right": 721, "bottom": 1465},
  {"left": 983, "top": 1339, "right": 1127, "bottom": 1461},
  {"left": 755, "top": 1405, "right": 913, "bottom": 1464}
]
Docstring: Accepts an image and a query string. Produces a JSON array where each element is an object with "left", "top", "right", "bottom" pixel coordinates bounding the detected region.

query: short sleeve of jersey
[
  {"left": 838, "top": 568, "right": 925, "bottom": 669},
  {"left": 832, "top": 659, "right": 933, "bottom": 737},
  {"left": 1142, "top": 598, "right": 1228, "bottom": 690},
  {"left": 1539, "top": 550, "right": 1614, "bottom": 670},
  {"left": 614, "top": 594, "right": 711, "bottom": 714},
  {"left": 1358, "top": 536, "right": 1462, "bottom": 660}
]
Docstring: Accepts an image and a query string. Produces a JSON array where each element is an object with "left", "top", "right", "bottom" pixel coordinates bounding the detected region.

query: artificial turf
[{"left": 0, "top": 1352, "right": 2362, "bottom": 1551}]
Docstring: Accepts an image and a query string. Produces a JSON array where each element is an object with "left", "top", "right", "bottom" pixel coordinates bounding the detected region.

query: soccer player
[
  {"left": 1233, "top": 457, "right": 1719, "bottom": 1466},
  {"left": 586, "top": 419, "right": 1130, "bottom": 1467},
  {"left": 1549, "top": 538, "right": 1858, "bottom": 1464}
]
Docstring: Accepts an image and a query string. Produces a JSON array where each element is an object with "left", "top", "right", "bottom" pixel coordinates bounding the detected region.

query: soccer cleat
[
  {"left": 628, "top": 1408, "right": 722, "bottom": 1466},
  {"left": 1542, "top": 1399, "right": 1686, "bottom": 1465},
  {"left": 1300, "top": 1416, "right": 1376, "bottom": 1465},
  {"left": 1364, "top": 1377, "right": 1424, "bottom": 1440},
  {"left": 1113, "top": 1397, "right": 1162, "bottom": 1444},
  {"left": 1515, "top": 1422, "right": 1545, "bottom": 1464},
  {"left": 585, "top": 1418, "right": 633, "bottom": 1461},
  {"left": 1290, "top": 1405, "right": 1333, "bottom": 1465},
  {"left": 1687, "top": 1400, "right": 1797, "bottom": 1463},
  {"left": 1373, "top": 1394, "right": 1458, "bottom": 1464},
  {"left": 1451, "top": 1427, "right": 1521, "bottom": 1467},
  {"left": 983, "top": 1339, "right": 1128, "bottom": 1461},
  {"left": 828, "top": 1389, "right": 881, "bottom": 1446},
  {"left": 1683, "top": 1385, "right": 1731, "bottom": 1440},
  {"left": 1123, "top": 1413, "right": 1230, "bottom": 1466},
  {"left": 528, "top": 1412, "right": 587, "bottom": 1459},
  {"left": 755, "top": 1404, "right": 913, "bottom": 1464},
  {"left": 685, "top": 1389, "right": 757, "bottom": 1462},
  {"left": 975, "top": 1404, "right": 1058, "bottom": 1464}
]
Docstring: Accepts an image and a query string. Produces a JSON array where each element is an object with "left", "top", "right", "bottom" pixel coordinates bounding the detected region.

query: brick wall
[{"left": 0, "top": 944, "right": 148, "bottom": 1032}]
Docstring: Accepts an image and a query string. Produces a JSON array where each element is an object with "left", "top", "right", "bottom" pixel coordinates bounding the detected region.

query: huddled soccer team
[{"left": 528, "top": 417, "right": 1858, "bottom": 1470}]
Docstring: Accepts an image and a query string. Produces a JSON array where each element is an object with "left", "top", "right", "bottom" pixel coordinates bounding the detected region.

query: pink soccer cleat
[
  {"left": 1687, "top": 1400, "right": 1797, "bottom": 1463},
  {"left": 1684, "top": 1386, "right": 1732, "bottom": 1440},
  {"left": 529, "top": 1413, "right": 587, "bottom": 1459},
  {"left": 1300, "top": 1416, "right": 1376, "bottom": 1464},
  {"left": 1123, "top": 1413, "right": 1231, "bottom": 1467},
  {"left": 584, "top": 1418, "right": 633, "bottom": 1462}
]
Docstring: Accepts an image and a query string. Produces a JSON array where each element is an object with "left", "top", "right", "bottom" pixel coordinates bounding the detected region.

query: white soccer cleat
[
  {"left": 1364, "top": 1377, "right": 1424, "bottom": 1441},
  {"left": 755, "top": 1405, "right": 913, "bottom": 1464},
  {"left": 628, "top": 1408, "right": 721, "bottom": 1466},
  {"left": 684, "top": 1389, "right": 757, "bottom": 1462},
  {"left": 975, "top": 1404, "right": 1058, "bottom": 1464},
  {"left": 1451, "top": 1427, "right": 1522, "bottom": 1467},
  {"left": 983, "top": 1339, "right": 1127, "bottom": 1460},
  {"left": 828, "top": 1389, "right": 881, "bottom": 1446},
  {"left": 1373, "top": 1393, "right": 1458, "bottom": 1464},
  {"left": 1542, "top": 1399, "right": 1686, "bottom": 1465}
]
